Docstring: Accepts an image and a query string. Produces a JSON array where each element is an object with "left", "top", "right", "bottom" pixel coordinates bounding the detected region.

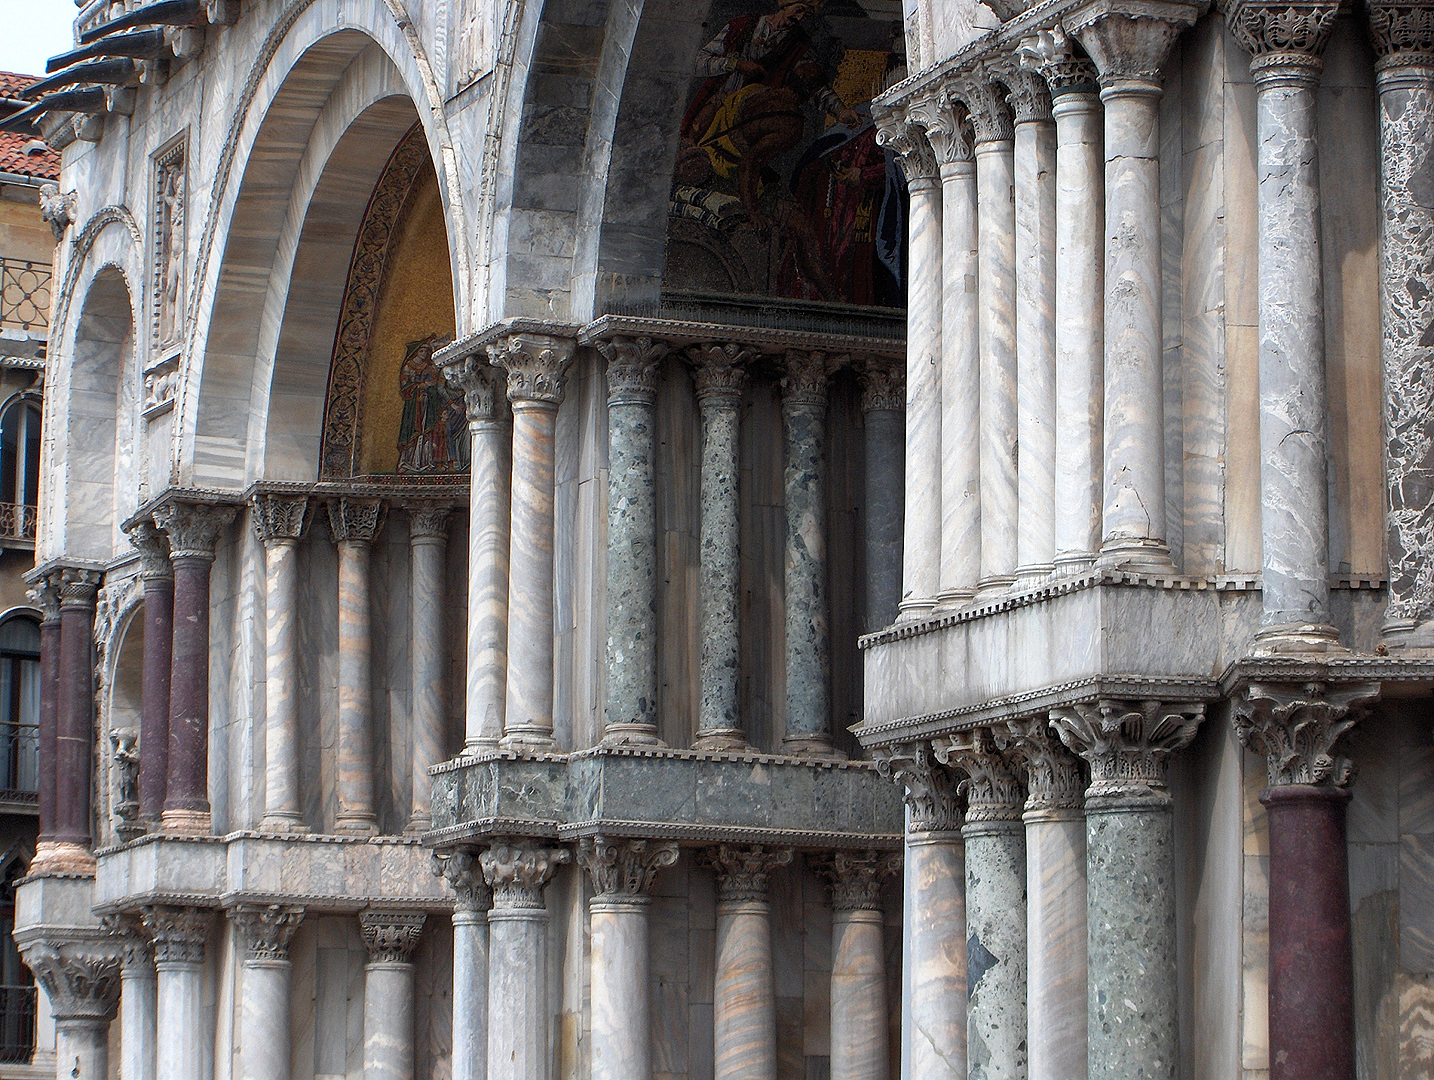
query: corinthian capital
[
  {"left": 1365, "top": 1, "right": 1434, "bottom": 67},
  {"left": 1001, "top": 717, "right": 1086, "bottom": 813},
  {"left": 702, "top": 844, "right": 793, "bottom": 904},
  {"left": 359, "top": 910, "right": 426, "bottom": 964},
  {"left": 871, "top": 740, "right": 965, "bottom": 833},
  {"left": 578, "top": 836, "right": 680, "bottom": 900},
  {"left": 21, "top": 939, "right": 124, "bottom": 1023},
  {"left": 251, "top": 494, "right": 310, "bottom": 544},
  {"left": 128, "top": 520, "right": 174, "bottom": 581},
  {"left": 937, "top": 728, "right": 1026, "bottom": 824},
  {"left": 687, "top": 342, "right": 755, "bottom": 403},
  {"left": 954, "top": 70, "right": 1016, "bottom": 143},
  {"left": 815, "top": 849, "right": 902, "bottom": 911},
  {"left": 874, "top": 106, "right": 940, "bottom": 183},
  {"left": 907, "top": 90, "right": 974, "bottom": 166},
  {"left": 153, "top": 501, "right": 236, "bottom": 561},
  {"left": 1226, "top": 0, "right": 1339, "bottom": 80},
  {"left": 597, "top": 336, "right": 668, "bottom": 405},
  {"left": 1022, "top": 27, "right": 1101, "bottom": 96},
  {"left": 27, "top": 576, "right": 60, "bottom": 623},
  {"left": 857, "top": 358, "right": 905, "bottom": 413},
  {"left": 441, "top": 352, "right": 510, "bottom": 424},
  {"left": 230, "top": 904, "right": 305, "bottom": 963},
  {"left": 434, "top": 850, "right": 493, "bottom": 913},
  {"left": 326, "top": 497, "right": 385, "bottom": 544},
  {"left": 1064, "top": 0, "right": 1200, "bottom": 90},
  {"left": 1005, "top": 64, "right": 1055, "bottom": 122},
  {"left": 480, "top": 841, "right": 571, "bottom": 908},
  {"left": 780, "top": 350, "right": 835, "bottom": 409},
  {"left": 1051, "top": 699, "right": 1204, "bottom": 803},
  {"left": 489, "top": 333, "right": 577, "bottom": 406},
  {"left": 140, "top": 905, "right": 210, "bottom": 966},
  {"left": 1233, "top": 680, "right": 1380, "bottom": 787}
]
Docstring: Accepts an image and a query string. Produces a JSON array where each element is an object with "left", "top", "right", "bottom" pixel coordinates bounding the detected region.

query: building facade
[{"left": 6, "top": 0, "right": 1433, "bottom": 1078}]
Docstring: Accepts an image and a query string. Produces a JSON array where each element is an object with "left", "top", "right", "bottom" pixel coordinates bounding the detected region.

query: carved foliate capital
[
  {"left": 815, "top": 849, "right": 902, "bottom": 911},
  {"left": 937, "top": 728, "right": 1026, "bottom": 824},
  {"left": 140, "top": 905, "right": 210, "bottom": 965},
  {"left": 1226, "top": 0, "right": 1339, "bottom": 80},
  {"left": 598, "top": 336, "right": 668, "bottom": 406},
  {"left": 442, "top": 353, "right": 511, "bottom": 424},
  {"left": 1024, "top": 27, "right": 1101, "bottom": 96},
  {"left": 56, "top": 567, "right": 101, "bottom": 611},
  {"left": 230, "top": 904, "right": 304, "bottom": 963},
  {"left": 27, "top": 578, "right": 60, "bottom": 624},
  {"left": 406, "top": 502, "right": 452, "bottom": 541},
  {"left": 21, "top": 939, "right": 124, "bottom": 1022},
  {"left": 702, "top": 844, "right": 793, "bottom": 904},
  {"left": 687, "top": 342, "right": 755, "bottom": 403},
  {"left": 1005, "top": 65, "right": 1055, "bottom": 121},
  {"left": 578, "top": 837, "right": 680, "bottom": 899},
  {"left": 359, "top": 910, "right": 425, "bottom": 964},
  {"left": 780, "top": 350, "right": 834, "bottom": 409},
  {"left": 1233, "top": 681, "right": 1380, "bottom": 787},
  {"left": 1051, "top": 699, "right": 1204, "bottom": 803},
  {"left": 101, "top": 914, "right": 154, "bottom": 971},
  {"left": 251, "top": 494, "right": 310, "bottom": 544},
  {"left": 1001, "top": 718, "right": 1086, "bottom": 812},
  {"left": 954, "top": 71, "right": 1016, "bottom": 143},
  {"left": 1366, "top": 1, "right": 1434, "bottom": 66},
  {"left": 858, "top": 358, "right": 905, "bottom": 412},
  {"left": 1064, "top": 2, "right": 1199, "bottom": 90},
  {"left": 489, "top": 333, "right": 577, "bottom": 406},
  {"left": 153, "top": 502, "right": 236, "bottom": 561},
  {"left": 433, "top": 851, "right": 493, "bottom": 913},
  {"left": 326, "top": 497, "right": 385, "bottom": 544},
  {"left": 907, "top": 90, "right": 975, "bottom": 166},
  {"left": 128, "top": 521, "right": 174, "bottom": 581},
  {"left": 480, "top": 842, "right": 571, "bottom": 908},
  {"left": 872, "top": 740, "right": 965, "bottom": 833},
  {"left": 873, "top": 106, "right": 941, "bottom": 183}
]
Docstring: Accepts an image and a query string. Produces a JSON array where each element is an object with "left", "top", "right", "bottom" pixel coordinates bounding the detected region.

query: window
[
  {"left": 0, "top": 856, "right": 34, "bottom": 1063},
  {"left": 0, "top": 400, "right": 39, "bottom": 542},
  {"left": 0, "top": 617, "right": 39, "bottom": 800}
]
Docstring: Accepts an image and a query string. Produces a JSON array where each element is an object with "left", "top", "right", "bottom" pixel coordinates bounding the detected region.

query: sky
[{"left": 0, "top": 1, "right": 76, "bottom": 79}]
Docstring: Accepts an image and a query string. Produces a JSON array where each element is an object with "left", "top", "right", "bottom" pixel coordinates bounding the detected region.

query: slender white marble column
[
  {"left": 858, "top": 360, "right": 907, "bottom": 630},
  {"left": 142, "top": 905, "right": 210, "bottom": 1080},
  {"left": 491, "top": 334, "right": 576, "bottom": 751},
  {"left": 1370, "top": 7, "right": 1434, "bottom": 648},
  {"left": 823, "top": 851, "right": 899, "bottom": 1080},
  {"left": 707, "top": 845, "right": 792, "bottom": 1080},
  {"left": 438, "top": 853, "right": 492, "bottom": 1080},
  {"left": 407, "top": 504, "right": 451, "bottom": 832},
  {"left": 873, "top": 742, "right": 966, "bottom": 1080},
  {"left": 1004, "top": 719, "right": 1088, "bottom": 1080},
  {"left": 118, "top": 928, "right": 157, "bottom": 1080},
  {"left": 360, "top": 911, "right": 426, "bottom": 1080},
  {"left": 328, "top": 498, "right": 385, "bottom": 835},
  {"left": 910, "top": 91, "right": 980, "bottom": 607},
  {"left": 442, "top": 355, "right": 512, "bottom": 748},
  {"left": 579, "top": 838, "right": 679, "bottom": 1080},
  {"left": 1035, "top": 32, "right": 1105, "bottom": 577},
  {"left": 232, "top": 904, "right": 304, "bottom": 1080},
  {"left": 1011, "top": 63, "right": 1059, "bottom": 589},
  {"left": 23, "top": 940, "right": 123, "bottom": 1080},
  {"left": 874, "top": 111, "right": 942, "bottom": 619},
  {"left": 253, "top": 494, "right": 309, "bottom": 833},
  {"left": 1067, "top": 1, "right": 1196, "bottom": 571},
  {"left": 482, "top": 842, "right": 570, "bottom": 1080}
]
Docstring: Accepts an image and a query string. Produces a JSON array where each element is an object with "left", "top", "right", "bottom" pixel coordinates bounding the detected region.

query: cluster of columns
[{"left": 876, "top": 698, "right": 1200, "bottom": 1080}]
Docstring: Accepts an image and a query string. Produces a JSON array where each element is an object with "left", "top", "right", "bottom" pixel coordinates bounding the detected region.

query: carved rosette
[
  {"left": 598, "top": 336, "right": 668, "bottom": 407},
  {"left": 1226, "top": 0, "right": 1339, "bottom": 81},
  {"left": 1025, "top": 27, "right": 1101, "bottom": 96},
  {"left": 780, "top": 350, "right": 834, "bottom": 410},
  {"left": 687, "top": 342, "right": 755, "bottom": 403},
  {"left": 702, "top": 844, "right": 794, "bottom": 904},
  {"left": 873, "top": 106, "right": 941, "bottom": 184},
  {"left": 434, "top": 850, "right": 494, "bottom": 913},
  {"left": 815, "top": 850, "right": 902, "bottom": 911},
  {"left": 937, "top": 728, "right": 1026, "bottom": 825},
  {"left": 1367, "top": 2, "right": 1434, "bottom": 70},
  {"left": 251, "top": 494, "right": 310, "bottom": 545},
  {"left": 489, "top": 333, "right": 577, "bottom": 407},
  {"left": 1233, "top": 681, "right": 1381, "bottom": 787},
  {"left": 406, "top": 502, "right": 452, "bottom": 541},
  {"left": 1050, "top": 699, "right": 1204, "bottom": 805},
  {"left": 1064, "top": 3, "right": 1197, "bottom": 93},
  {"left": 857, "top": 358, "right": 905, "bottom": 413},
  {"left": 442, "top": 352, "right": 511, "bottom": 424},
  {"left": 359, "top": 910, "right": 426, "bottom": 964},
  {"left": 480, "top": 842, "right": 571, "bottom": 909},
  {"left": 57, "top": 567, "right": 101, "bottom": 611},
  {"left": 578, "top": 836, "right": 680, "bottom": 901},
  {"left": 871, "top": 740, "right": 965, "bottom": 834},
  {"left": 955, "top": 72, "right": 1016, "bottom": 144},
  {"left": 230, "top": 904, "right": 305, "bottom": 964},
  {"left": 907, "top": 89, "right": 975, "bottom": 166},
  {"left": 141, "top": 905, "right": 210, "bottom": 966},
  {"left": 128, "top": 520, "right": 174, "bottom": 581},
  {"left": 1001, "top": 718, "right": 1086, "bottom": 813},
  {"left": 21, "top": 939, "right": 124, "bottom": 1022},
  {"left": 326, "top": 497, "right": 385, "bottom": 544},
  {"left": 152, "top": 502, "right": 236, "bottom": 562}
]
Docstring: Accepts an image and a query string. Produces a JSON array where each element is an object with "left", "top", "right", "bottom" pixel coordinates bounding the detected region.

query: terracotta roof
[{"left": 0, "top": 73, "right": 59, "bottom": 182}]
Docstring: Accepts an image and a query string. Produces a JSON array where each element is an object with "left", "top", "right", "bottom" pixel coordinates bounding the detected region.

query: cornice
[
  {"left": 433, "top": 318, "right": 582, "bottom": 370},
  {"left": 578, "top": 314, "right": 904, "bottom": 362}
]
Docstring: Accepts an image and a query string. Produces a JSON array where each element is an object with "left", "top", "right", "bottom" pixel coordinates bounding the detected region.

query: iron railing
[
  {"left": 0, "top": 504, "right": 36, "bottom": 544},
  {"left": 0, "top": 985, "right": 34, "bottom": 1063},
  {"left": 0, "top": 260, "right": 50, "bottom": 333},
  {"left": 0, "top": 721, "right": 37, "bottom": 802}
]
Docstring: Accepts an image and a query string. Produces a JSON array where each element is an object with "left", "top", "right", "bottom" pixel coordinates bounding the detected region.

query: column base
[
  {"left": 781, "top": 734, "right": 847, "bottom": 759},
  {"left": 1051, "top": 551, "right": 1097, "bottom": 579},
  {"left": 334, "top": 813, "right": 379, "bottom": 837},
  {"left": 159, "top": 809, "right": 212, "bottom": 836},
  {"left": 28, "top": 840, "right": 95, "bottom": 875},
  {"left": 1252, "top": 623, "right": 1346, "bottom": 656},
  {"left": 975, "top": 575, "right": 1016, "bottom": 601},
  {"left": 499, "top": 729, "right": 559, "bottom": 753},
  {"left": 693, "top": 730, "right": 750, "bottom": 752},
  {"left": 1097, "top": 536, "right": 1175, "bottom": 573},
  {"left": 1012, "top": 564, "right": 1055, "bottom": 592},
  {"left": 1379, "top": 615, "right": 1434, "bottom": 652},
  {"left": 463, "top": 738, "right": 501, "bottom": 757},
  {"left": 600, "top": 723, "right": 666, "bottom": 747},
  {"left": 931, "top": 589, "right": 975, "bottom": 614},
  {"left": 258, "top": 814, "right": 309, "bottom": 835},
  {"left": 405, "top": 814, "right": 432, "bottom": 836},
  {"left": 896, "top": 597, "right": 939, "bottom": 622}
]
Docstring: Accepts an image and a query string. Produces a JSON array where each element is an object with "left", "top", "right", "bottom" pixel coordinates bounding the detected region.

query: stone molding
[
  {"left": 1367, "top": 2, "right": 1434, "bottom": 67},
  {"left": 251, "top": 493, "right": 310, "bottom": 544},
  {"left": 434, "top": 850, "right": 493, "bottom": 913},
  {"left": 1001, "top": 718, "right": 1085, "bottom": 812},
  {"left": 489, "top": 333, "right": 577, "bottom": 406},
  {"left": 597, "top": 335, "right": 668, "bottom": 406},
  {"left": 58, "top": 567, "right": 101, "bottom": 611},
  {"left": 152, "top": 502, "right": 236, "bottom": 562},
  {"left": 858, "top": 357, "right": 905, "bottom": 413},
  {"left": 871, "top": 741, "right": 965, "bottom": 833},
  {"left": 780, "top": 349, "right": 835, "bottom": 409},
  {"left": 1024, "top": 26, "right": 1101, "bottom": 96},
  {"left": 326, "top": 497, "right": 386, "bottom": 544},
  {"left": 687, "top": 342, "right": 755, "bottom": 402},
  {"left": 127, "top": 521, "right": 174, "bottom": 581},
  {"left": 1225, "top": 0, "right": 1339, "bottom": 80},
  {"left": 577, "top": 836, "right": 680, "bottom": 899},
  {"left": 1233, "top": 680, "right": 1381, "bottom": 787},
  {"left": 140, "top": 904, "right": 210, "bottom": 966},
  {"left": 480, "top": 841, "right": 570, "bottom": 909},
  {"left": 406, "top": 502, "right": 452, "bottom": 541},
  {"left": 703, "top": 844, "right": 794, "bottom": 904},
  {"left": 1050, "top": 699, "right": 1204, "bottom": 803},
  {"left": 1064, "top": 0, "right": 1201, "bottom": 91},
  {"left": 21, "top": 939, "right": 124, "bottom": 1023},
  {"left": 359, "top": 910, "right": 426, "bottom": 964},
  {"left": 440, "top": 352, "right": 511, "bottom": 425},
  {"left": 873, "top": 107, "right": 941, "bottom": 183},
  {"left": 907, "top": 89, "right": 976, "bottom": 165},
  {"left": 937, "top": 728, "right": 1026, "bottom": 823},
  {"left": 815, "top": 849, "right": 902, "bottom": 911},
  {"left": 230, "top": 903, "right": 304, "bottom": 963}
]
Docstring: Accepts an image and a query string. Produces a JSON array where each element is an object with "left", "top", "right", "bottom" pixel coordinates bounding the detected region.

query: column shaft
[
  {"left": 453, "top": 908, "right": 490, "bottom": 1080},
  {"left": 32, "top": 582, "right": 58, "bottom": 848},
  {"left": 337, "top": 536, "right": 377, "bottom": 834},
  {"left": 409, "top": 506, "right": 450, "bottom": 832},
  {"left": 242, "top": 961, "right": 293, "bottom": 1080},
  {"left": 591, "top": 900, "right": 653, "bottom": 1080},
  {"left": 904, "top": 832, "right": 966, "bottom": 1080},
  {"left": 120, "top": 964, "right": 157, "bottom": 1080},
  {"left": 859, "top": 361, "right": 906, "bottom": 631},
  {"left": 129, "top": 522, "right": 174, "bottom": 828},
  {"left": 714, "top": 904, "right": 776, "bottom": 1080},
  {"left": 262, "top": 538, "right": 303, "bottom": 830},
  {"left": 940, "top": 154, "right": 981, "bottom": 604},
  {"left": 831, "top": 909, "right": 888, "bottom": 1080},
  {"left": 57, "top": 1019, "right": 110, "bottom": 1080},
  {"left": 165, "top": 557, "right": 211, "bottom": 829},
  {"left": 157, "top": 963, "right": 204, "bottom": 1080},
  {"left": 55, "top": 570, "right": 99, "bottom": 852}
]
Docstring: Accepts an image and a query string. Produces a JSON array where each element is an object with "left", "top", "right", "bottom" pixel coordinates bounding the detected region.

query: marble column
[
  {"left": 252, "top": 495, "right": 309, "bottom": 833},
  {"left": 874, "top": 111, "right": 942, "bottom": 619},
  {"left": 707, "top": 845, "right": 792, "bottom": 1080},
  {"left": 437, "top": 852, "right": 491, "bottom": 1080},
  {"left": 328, "top": 497, "right": 384, "bottom": 835},
  {"left": 1235, "top": 680, "right": 1380, "bottom": 1080},
  {"left": 54, "top": 567, "right": 101, "bottom": 866},
  {"left": 909, "top": 91, "right": 980, "bottom": 607},
  {"left": 1228, "top": 0, "right": 1342, "bottom": 650},
  {"left": 142, "top": 905, "right": 211, "bottom": 1080},
  {"left": 1003, "top": 718, "right": 1087, "bottom": 1080},
  {"left": 579, "top": 837, "right": 680, "bottom": 1080},
  {"left": 490, "top": 333, "right": 576, "bottom": 751},
  {"left": 22, "top": 939, "right": 123, "bottom": 1080},
  {"left": 871, "top": 742, "right": 966, "bottom": 1080},
  {"left": 1034, "top": 31, "right": 1105, "bottom": 576},
  {"left": 1367, "top": 4, "right": 1434, "bottom": 647},
  {"left": 1051, "top": 699, "right": 1203, "bottom": 1080},
  {"left": 821, "top": 850, "right": 900, "bottom": 1080},
  {"left": 360, "top": 910, "right": 426, "bottom": 1080},
  {"left": 481, "top": 842, "right": 570, "bottom": 1080},
  {"left": 232, "top": 904, "right": 305, "bottom": 1080},
  {"left": 858, "top": 359, "right": 906, "bottom": 630},
  {"left": 407, "top": 503, "right": 451, "bottom": 832},
  {"left": 690, "top": 343, "right": 755, "bottom": 751},
  {"left": 598, "top": 336, "right": 668, "bottom": 745},
  {"left": 27, "top": 576, "right": 59, "bottom": 861},
  {"left": 153, "top": 501, "right": 235, "bottom": 836},
  {"left": 1011, "top": 63, "right": 1059, "bottom": 589},
  {"left": 442, "top": 354, "right": 511, "bottom": 748},
  {"left": 116, "top": 922, "right": 157, "bottom": 1080},
  {"left": 129, "top": 522, "right": 173, "bottom": 828},
  {"left": 1066, "top": 0, "right": 1196, "bottom": 571},
  {"left": 781, "top": 350, "right": 838, "bottom": 757},
  {"left": 939, "top": 728, "right": 1027, "bottom": 1080}
]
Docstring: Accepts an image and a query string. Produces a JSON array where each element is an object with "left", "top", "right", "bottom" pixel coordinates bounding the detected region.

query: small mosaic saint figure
[{"left": 397, "top": 334, "right": 468, "bottom": 473}]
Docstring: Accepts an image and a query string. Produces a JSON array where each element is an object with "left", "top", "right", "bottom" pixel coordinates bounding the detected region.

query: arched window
[
  {"left": 0, "top": 399, "right": 39, "bottom": 542},
  {"left": 0, "top": 617, "right": 39, "bottom": 800}
]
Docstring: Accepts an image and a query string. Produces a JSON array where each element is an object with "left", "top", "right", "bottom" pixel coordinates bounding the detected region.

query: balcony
[
  {"left": 0, "top": 986, "right": 33, "bottom": 1065},
  {"left": 0, "top": 261, "right": 48, "bottom": 334},
  {"left": 0, "top": 505, "right": 35, "bottom": 547},
  {"left": 0, "top": 721, "right": 37, "bottom": 808}
]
